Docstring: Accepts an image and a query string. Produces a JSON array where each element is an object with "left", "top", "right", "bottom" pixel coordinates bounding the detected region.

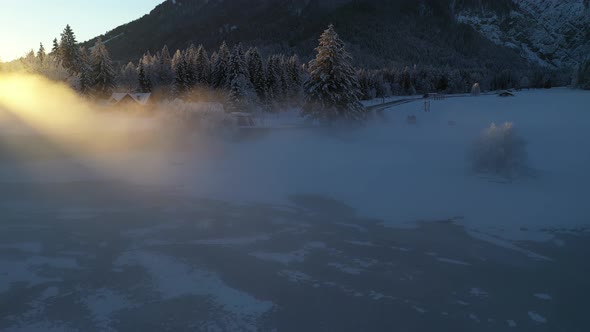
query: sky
[{"left": 0, "top": 0, "right": 164, "bottom": 62}]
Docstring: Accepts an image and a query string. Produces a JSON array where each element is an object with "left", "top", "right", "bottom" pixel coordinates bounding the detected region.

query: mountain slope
[
  {"left": 456, "top": 0, "right": 590, "bottom": 68},
  {"left": 85, "top": 0, "right": 528, "bottom": 71}
]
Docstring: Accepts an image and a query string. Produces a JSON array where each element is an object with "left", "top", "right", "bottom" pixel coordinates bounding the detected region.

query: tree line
[{"left": 6, "top": 24, "right": 584, "bottom": 123}]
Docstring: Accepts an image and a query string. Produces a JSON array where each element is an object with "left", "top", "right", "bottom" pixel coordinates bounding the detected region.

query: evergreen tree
[
  {"left": 138, "top": 59, "right": 152, "bottom": 93},
  {"left": 157, "top": 45, "right": 175, "bottom": 92},
  {"left": 286, "top": 55, "right": 302, "bottom": 99},
  {"left": 211, "top": 41, "right": 230, "bottom": 89},
  {"left": 184, "top": 44, "right": 198, "bottom": 89},
  {"left": 51, "top": 38, "right": 60, "bottom": 54},
  {"left": 228, "top": 44, "right": 250, "bottom": 82},
  {"left": 194, "top": 45, "right": 211, "bottom": 86},
  {"left": 59, "top": 24, "right": 81, "bottom": 73},
  {"left": 266, "top": 55, "right": 285, "bottom": 102},
  {"left": 226, "top": 44, "right": 255, "bottom": 110},
  {"left": 245, "top": 47, "right": 266, "bottom": 100},
  {"left": 89, "top": 39, "right": 115, "bottom": 98},
  {"left": 37, "top": 43, "right": 46, "bottom": 68},
  {"left": 173, "top": 51, "right": 190, "bottom": 95},
  {"left": 119, "top": 62, "right": 138, "bottom": 92},
  {"left": 78, "top": 47, "right": 93, "bottom": 95},
  {"left": 227, "top": 74, "right": 251, "bottom": 112},
  {"left": 303, "top": 24, "right": 364, "bottom": 122},
  {"left": 140, "top": 53, "right": 158, "bottom": 90}
]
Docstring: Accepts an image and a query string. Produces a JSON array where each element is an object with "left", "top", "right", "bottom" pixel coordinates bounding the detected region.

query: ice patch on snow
[
  {"left": 0, "top": 256, "right": 79, "bottom": 293},
  {"left": 437, "top": 258, "right": 471, "bottom": 266},
  {"left": 250, "top": 242, "right": 326, "bottom": 265},
  {"left": 278, "top": 270, "right": 312, "bottom": 283},
  {"left": 0, "top": 242, "right": 43, "bottom": 253},
  {"left": 83, "top": 288, "right": 131, "bottom": 331},
  {"left": 328, "top": 262, "right": 362, "bottom": 275},
  {"left": 114, "top": 250, "right": 273, "bottom": 330},
  {"left": 470, "top": 288, "right": 488, "bottom": 297},
  {"left": 467, "top": 230, "right": 552, "bottom": 261},
  {"left": 190, "top": 234, "right": 271, "bottom": 246},
  {"left": 528, "top": 311, "right": 547, "bottom": 323}
]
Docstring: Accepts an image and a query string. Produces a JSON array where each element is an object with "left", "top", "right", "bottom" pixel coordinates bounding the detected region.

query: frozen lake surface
[{"left": 1, "top": 88, "right": 589, "bottom": 331}]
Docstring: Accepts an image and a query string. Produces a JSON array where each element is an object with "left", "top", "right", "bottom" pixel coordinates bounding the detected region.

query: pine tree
[
  {"left": 119, "top": 62, "right": 138, "bottom": 92},
  {"left": 211, "top": 41, "right": 230, "bottom": 89},
  {"left": 227, "top": 75, "right": 251, "bottom": 112},
  {"left": 37, "top": 43, "right": 46, "bottom": 68},
  {"left": 194, "top": 45, "right": 211, "bottom": 86},
  {"left": 51, "top": 38, "right": 60, "bottom": 54},
  {"left": 245, "top": 47, "right": 266, "bottom": 100},
  {"left": 173, "top": 51, "right": 190, "bottom": 95},
  {"left": 59, "top": 24, "right": 81, "bottom": 73},
  {"left": 226, "top": 44, "right": 255, "bottom": 110},
  {"left": 157, "top": 45, "right": 175, "bottom": 93},
  {"left": 78, "top": 47, "right": 93, "bottom": 95},
  {"left": 227, "top": 44, "right": 250, "bottom": 82},
  {"left": 266, "top": 55, "right": 284, "bottom": 102},
  {"left": 286, "top": 55, "right": 302, "bottom": 100},
  {"left": 138, "top": 59, "right": 152, "bottom": 93},
  {"left": 89, "top": 39, "right": 115, "bottom": 98},
  {"left": 303, "top": 24, "right": 364, "bottom": 122},
  {"left": 185, "top": 44, "right": 198, "bottom": 89}
]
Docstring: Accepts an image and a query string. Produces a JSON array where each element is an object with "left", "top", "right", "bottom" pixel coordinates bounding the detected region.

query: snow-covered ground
[
  {"left": 1, "top": 87, "right": 589, "bottom": 331},
  {"left": 79, "top": 88, "right": 587, "bottom": 242}
]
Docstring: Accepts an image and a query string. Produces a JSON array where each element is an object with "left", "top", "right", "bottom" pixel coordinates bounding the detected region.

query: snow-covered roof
[{"left": 109, "top": 93, "right": 151, "bottom": 106}]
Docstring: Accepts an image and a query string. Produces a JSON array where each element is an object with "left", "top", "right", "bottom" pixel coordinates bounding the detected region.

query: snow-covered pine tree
[
  {"left": 227, "top": 74, "right": 251, "bottom": 113},
  {"left": 157, "top": 45, "right": 175, "bottom": 93},
  {"left": 227, "top": 44, "right": 250, "bottom": 82},
  {"left": 194, "top": 45, "right": 211, "bottom": 86},
  {"left": 286, "top": 55, "right": 302, "bottom": 100},
  {"left": 78, "top": 47, "right": 93, "bottom": 95},
  {"left": 211, "top": 41, "right": 230, "bottom": 89},
  {"left": 184, "top": 44, "right": 199, "bottom": 89},
  {"left": 302, "top": 24, "right": 364, "bottom": 122},
  {"left": 226, "top": 44, "right": 256, "bottom": 110},
  {"left": 138, "top": 59, "right": 152, "bottom": 93},
  {"left": 89, "top": 39, "right": 115, "bottom": 98},
  {"left": 119, "top": 62, "right": 138, "bottom": 92},
  {"left": 51, "top": 38, "right": 60, "bottom": 55},
  {"left": 266, "top": 55, "right": 284, "bottom": 102},
  {"left": 245, "top": 47, "right": 266, "bottom": 100},
  {"left": 37, "top": 43, "right": 46, "bottom": 69},
  {"left": 59, "top": 25, "right": 81, "bottom": 73}
]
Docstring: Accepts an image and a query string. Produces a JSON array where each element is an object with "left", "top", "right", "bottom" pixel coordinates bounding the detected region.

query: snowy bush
[
  {"left": 471, "top": 83, "right": 481, "bottom": 96},
  {"left": 471, "top": 122, "right": 528, "bottom": 179}
]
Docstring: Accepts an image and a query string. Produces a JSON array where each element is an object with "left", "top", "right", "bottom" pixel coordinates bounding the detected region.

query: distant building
[{"left": 108, "top": 93, "right": 152, "bottom": 106}]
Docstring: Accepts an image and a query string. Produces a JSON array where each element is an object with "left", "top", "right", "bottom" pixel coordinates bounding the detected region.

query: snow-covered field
[{"left": 1, "top": 88, "right": 589, "bottom": 331}]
